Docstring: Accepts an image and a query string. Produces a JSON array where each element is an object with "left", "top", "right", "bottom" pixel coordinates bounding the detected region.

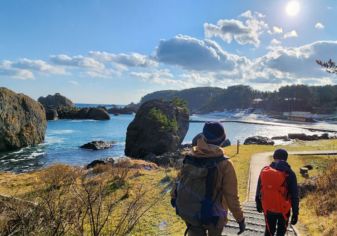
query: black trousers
[{"left": 264, "top": 211, "right": 290, "bottom": 236}]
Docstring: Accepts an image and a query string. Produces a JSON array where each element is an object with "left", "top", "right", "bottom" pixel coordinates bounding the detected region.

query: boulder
[
  {"left": 271, "top": 135, "right": 291, "bottom": 141},
  {"left": 46, "top": 108, "right": 58, "bottom": 120},
  {"left": 86, "top": 108, "right": 110, "bottom": 120},
  {"left": 80, "top": 140, "right": 115, "bottom": 150},
  {"left": 244, "top": 136, "right": 275, "bottom": 145},
  {"left": 288, "top": 133, "right": 319, "bottom": 141},
  {"left": 125, "top": 99, "right": 189, "bottom": 158},
  {"left": 38, "top": 93, "right": 74, "bottom": 109},
  {"left": 320, "top": 133, "right": 329, "bottom": 139},
  {"left": 298, "top": 177, "right": 318, "bottom": 198},
  {"left": 0, "top": 87, "right": 47, "bottom": 151},
  {"left": 57, "top": 107, "right": 110, "bottom": 120},
  {"left": 86, "top": 157, "right": 115, "bottom": 169}
]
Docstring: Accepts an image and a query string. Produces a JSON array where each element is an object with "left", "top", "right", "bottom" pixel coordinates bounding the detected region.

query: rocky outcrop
[
  {"left": 107, "top": 103, "right": 138, "bottom": 115},
  {"left": 288, "top": 133, "right": 330, "bottom": 141},
  {"left": 86, "top": 108, "right": 110, "bottom": 120},
  {"left": 38, "top": 93, "right": 74, "bottom": 109},
  {"left": 298, "top": 177, "right": 318, "bottom": 198},
  {"left": 46, "top": 108, "right": 58, "bottom": 120},
  {"left": 80, "top": 141, "right": 115, "bottom": 150},
  {"left": 125, "top": 99, "right": 189, "bottom": 158},
  {"left": 288, "top": 133, "right": 319, "bottom": 141},
  {"left": 38, "top": 93, "right": 110, "bottom": 120},
  {"left": 244, "top": 136, "right": 275, "bottom": 145},
  {"left": 0, "top": 87, "right": 47, "bottom": 151},
  {"left": 86, "top": 157, "right": 115, "bottom": 169},
  {"left": 57, "top": 107, "right": 110, "bottom": 120},
  {"left": 271, "top": 135, "right": 291, "bottom": 141}
]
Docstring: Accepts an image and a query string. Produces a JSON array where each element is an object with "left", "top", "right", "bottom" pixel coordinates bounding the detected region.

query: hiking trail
[{"left": 222, "top": 150, "right": 337, "bottom": 236}]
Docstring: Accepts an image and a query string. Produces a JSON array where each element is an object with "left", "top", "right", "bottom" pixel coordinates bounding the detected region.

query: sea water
[{"left": 0, "top": 114, "right": 335, "bottom": 172}]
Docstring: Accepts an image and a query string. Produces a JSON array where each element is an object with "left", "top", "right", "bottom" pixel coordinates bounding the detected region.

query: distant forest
[
  {"left": 140, "top": 84, "right": 337, "bottom": 114},
  {"left": 139, "top": 60, "right": 337, "bottom": 114}
]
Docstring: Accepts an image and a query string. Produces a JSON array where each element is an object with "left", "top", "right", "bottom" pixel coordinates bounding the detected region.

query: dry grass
[
  {"left": 0, "top": 164, "right": 166, "bottom": 235},
  {"left": 1, "top": 139, "right": 337, "bottom": 235},
  {"left": 287, "top": 155, "right": 337, "bottom": 236}
]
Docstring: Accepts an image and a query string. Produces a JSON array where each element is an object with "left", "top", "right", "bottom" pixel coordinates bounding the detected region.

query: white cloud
[
  {"left": 0, "top": 59, "right": 63, "bottom": 80},
  {"left": 268, "top": 26, "right": 283, "bottom": 34},
  {"left": 204, "top": 11, "right": 268, "bottom": 47},
  {"left": 255, "top": 40, "right": 337, "bottom": 81},
  {"left": 270, "top": 39, "right": 282, "bottom": 46},
  {"left": 283, "top": 30, "right": 298, "bottom": 39},
  {"left": 50, "top": 54, "right": 105, "bottom": 70},
  {"left": 89, "top": 51, "right": 158, "bottom": 67},
  {"left": 155, "top": 34, "right": 248, "bottom": 71},
  {"left": 0, "top": 61, "right": 34, "bottom": 80},
  {"left": 50, "top": 54, "right": 118, "bottom": 78},
  {"left": 12, "top": 58, "right": 65, "bottom": 74},
  {"left": 315, "top": 22, "right": 325, "bottom": 29},
  {"left": 130, "top": 69, "right": 190, "bottom": 87}
]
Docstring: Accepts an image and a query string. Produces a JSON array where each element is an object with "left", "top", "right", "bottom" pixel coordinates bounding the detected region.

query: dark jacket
[{"left": 255, "top": 160, "right": 299, "bottom": 216}]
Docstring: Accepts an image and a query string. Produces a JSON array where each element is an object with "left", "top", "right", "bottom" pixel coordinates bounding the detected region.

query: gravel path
[{"left": 222, "top": 150, "right": 337, "bottom": 236}]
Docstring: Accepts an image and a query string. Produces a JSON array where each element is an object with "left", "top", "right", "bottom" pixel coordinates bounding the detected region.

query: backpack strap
[{"left": 183, "top": 155, "right": 227, "bottom": 168}]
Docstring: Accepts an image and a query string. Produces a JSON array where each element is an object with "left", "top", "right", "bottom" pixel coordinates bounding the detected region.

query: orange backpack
[{"left": 260, "top": 166, "right": 291, "bottom": 220}]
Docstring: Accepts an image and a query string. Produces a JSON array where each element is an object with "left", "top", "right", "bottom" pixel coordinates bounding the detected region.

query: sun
[{"left": 286, "top": 1, "right": 300, "bottom": 16}]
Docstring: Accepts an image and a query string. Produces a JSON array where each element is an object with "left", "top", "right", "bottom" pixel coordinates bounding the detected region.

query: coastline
[{"left": 189, "top": 119, "right": 337, "bottom": 133}]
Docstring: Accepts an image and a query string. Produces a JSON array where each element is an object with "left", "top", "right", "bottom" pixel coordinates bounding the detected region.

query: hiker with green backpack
[
  {"left": 255, "top": 149, "right": 299, "bottom": 236},
  {"left": 171, "top": 121, "right": 246, "bottom": 236}
]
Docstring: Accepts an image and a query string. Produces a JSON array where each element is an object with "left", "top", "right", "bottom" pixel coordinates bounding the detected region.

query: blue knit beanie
[
  {"left": 273, "top": 149, "right": 288, "bottom": 161},
  {"left": 202, "top": 121, "right": 226, "bottom": 145}
]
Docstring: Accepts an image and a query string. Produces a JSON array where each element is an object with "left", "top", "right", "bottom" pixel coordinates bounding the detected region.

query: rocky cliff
[{"left": 0, "top": 87, "right": 47, "bottom": 151}]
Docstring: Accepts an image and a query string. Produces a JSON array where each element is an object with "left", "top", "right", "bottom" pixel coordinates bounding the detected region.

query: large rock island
[
  {"left": 38, "top": 93, "right": 110, "bottom": 120},
  {"left": 125, "top": 99, "right": 189, "bottom": 158},
  {"left": 0, "top": 87, "right": 47, "bottom": 151}
]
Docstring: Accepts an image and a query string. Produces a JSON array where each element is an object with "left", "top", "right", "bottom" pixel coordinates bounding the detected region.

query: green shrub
[
  {"left": 148, "top": 108, "right": 178, "bottom": 132},
  {"left": 171, "top": 97, "right": 188, "bottom": 113}
]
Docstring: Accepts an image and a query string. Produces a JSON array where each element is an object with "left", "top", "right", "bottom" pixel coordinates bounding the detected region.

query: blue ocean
[{"left": 1, "top": 107, "right": 336, "bottom": 172}]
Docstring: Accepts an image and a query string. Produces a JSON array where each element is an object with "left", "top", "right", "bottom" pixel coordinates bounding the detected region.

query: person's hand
[
  {"left": 291, "top": 214, "right": 298, "bottom": 225},
  {"left": 237, "top": 218, "right": 246, "bottom": 235},
  {"left": 170, "top": 198, "right": 176, "bottom": 208},
  {"left": 256, "top": 201, "right": 263, "bottom": 213}
]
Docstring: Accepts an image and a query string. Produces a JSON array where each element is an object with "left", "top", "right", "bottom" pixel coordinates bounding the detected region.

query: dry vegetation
[
  {"left": 0, "top": 161, "right": 167, "bottom": 235},
  {"left": 1, "top": 139, "right": 337, "bottom": 235},
  {"left": 287, "top": 155, "right": 337, "bottom": 236}
]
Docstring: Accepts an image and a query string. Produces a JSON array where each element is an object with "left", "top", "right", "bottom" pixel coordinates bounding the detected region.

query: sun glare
[{"left": 286, "top": 1, "right": 300, "bottom": 16}]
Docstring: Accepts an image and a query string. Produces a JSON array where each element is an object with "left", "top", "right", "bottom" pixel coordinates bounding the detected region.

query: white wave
[
  {"left": 11, "top": 149, "right": 24, "bottom": 154},
  {"left": 27, "top": 152, "right": 44, "bottom": 159},
  {"left": 48, "top": 129, "right": 75, "bottom": 135},
  {"left": 68, "top": 120, "right": 97, "bottom": 123},
  {"left": 45, "top": 136, "right": 65, "bottom": 144}
]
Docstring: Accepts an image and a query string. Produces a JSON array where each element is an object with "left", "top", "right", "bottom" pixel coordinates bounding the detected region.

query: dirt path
[{"left": 222, "top": 150, "right": 337, "bottom": 236}]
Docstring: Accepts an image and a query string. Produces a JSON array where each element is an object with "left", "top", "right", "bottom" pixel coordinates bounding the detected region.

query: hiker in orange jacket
[
  {"left": 255, "top": 149, "right": 299, "bottom": 236},
  {"left": 171, "top": 121, "right": 245, "bottom": 236}
]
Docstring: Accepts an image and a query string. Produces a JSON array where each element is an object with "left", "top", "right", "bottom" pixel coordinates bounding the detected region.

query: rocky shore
[{"left": 38, "top": 93, "right": 110, "bottom": 120}]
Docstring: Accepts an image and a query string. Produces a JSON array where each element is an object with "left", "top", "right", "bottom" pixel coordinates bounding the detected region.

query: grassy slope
[
  {"left": 1, "top": 139, "right": 337, "bottom": 235},
  {"left": 287, "top": 154, "right": 337, "bottom": 236}
]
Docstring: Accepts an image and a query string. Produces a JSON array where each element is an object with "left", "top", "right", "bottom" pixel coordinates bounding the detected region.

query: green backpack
[{"left": 174, "top": 155, "right": 228, "bottom": 226}]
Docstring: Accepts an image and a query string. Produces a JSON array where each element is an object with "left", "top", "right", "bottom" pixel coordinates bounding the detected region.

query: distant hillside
[
  {"left": 139, "top": 85, "right": 337, "bottom": 115},
  {"left": 140, "top": 87, "right": 223, "bottom": 113}
]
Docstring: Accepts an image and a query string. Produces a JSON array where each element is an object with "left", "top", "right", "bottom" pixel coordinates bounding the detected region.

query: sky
[{"left": 1, "top": 0, "right": 337, "bottom": 104}]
